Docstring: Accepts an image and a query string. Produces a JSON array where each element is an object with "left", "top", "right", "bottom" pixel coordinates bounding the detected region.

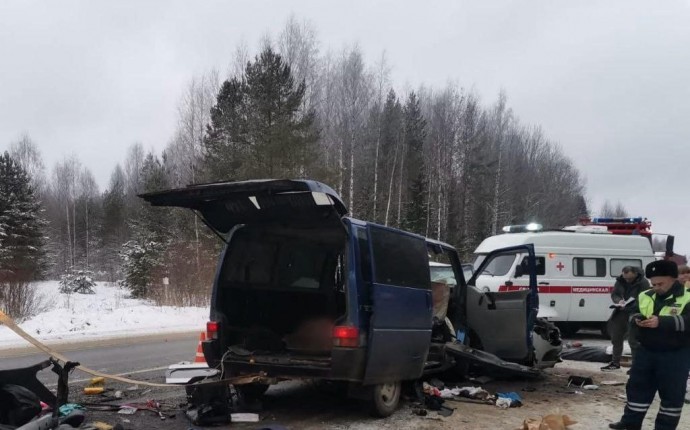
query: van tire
[{"left": 370, "top": 382, "right": 401, "bottom": 417}]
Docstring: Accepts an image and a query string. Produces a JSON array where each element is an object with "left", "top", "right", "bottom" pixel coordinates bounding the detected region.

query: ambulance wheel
[
  {"left": 556, "top": 323, "right": 580, "bottom": 337},
  {"left": 370, "top": 382, "right": 401, "bottom": 417},
  {"left": 600, "top": 324, "right": 611, "bottom": 339}
]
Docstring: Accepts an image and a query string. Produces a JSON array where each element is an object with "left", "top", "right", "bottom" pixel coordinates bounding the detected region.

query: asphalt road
[
  {"left": 0, "top": 332, "right": 200, "bottom": 386},
  {"left": 0, "top": 330, "right": 634, "bottom": 429}
]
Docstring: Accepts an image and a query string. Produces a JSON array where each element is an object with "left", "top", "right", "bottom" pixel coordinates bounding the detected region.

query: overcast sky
[{"left": 1, "top": 1, "right": 689, "bottom": 253}]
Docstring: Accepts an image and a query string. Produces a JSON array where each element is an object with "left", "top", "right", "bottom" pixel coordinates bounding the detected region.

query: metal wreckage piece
[{"left": 0, "top": 358, "right": 84, "bottom": 430}]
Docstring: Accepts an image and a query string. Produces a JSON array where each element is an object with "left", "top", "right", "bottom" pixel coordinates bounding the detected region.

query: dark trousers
[
  {"left": 621, "top": 346, "right": 690, "bottom": 430},
  {"left": 608, "top": 311, "right": 640, "bottom": 364}
]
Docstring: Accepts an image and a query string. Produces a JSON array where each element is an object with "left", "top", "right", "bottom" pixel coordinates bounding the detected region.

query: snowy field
[{"left": 0, "top": 281, "right": 208, "bottom": 349}]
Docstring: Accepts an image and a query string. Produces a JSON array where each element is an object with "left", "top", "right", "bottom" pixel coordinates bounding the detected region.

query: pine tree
[
  {"left": 119, "top": 153, "right": 171, "bottom": 298},
  {"left": 99, "top": 165, "right": 128, "bottom": 280},
  {"left": 380, "top": 90, "right": 404, "bottom": 226},
  {"left": 204, "top": 78, "right": 247, "bottom": 181},
  {"left": 402, "top": 93, "right": 428, "bottom": 235},
  {"left": 204, "top": 46, "right": 318, "bottom": 181},
  {"left": 0, "top": 152, "right": 46, "bottom": 282}
]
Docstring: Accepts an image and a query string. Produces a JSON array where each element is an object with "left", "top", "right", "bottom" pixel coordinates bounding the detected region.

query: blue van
[{"left": 142, "top": 179, "right": 561, "bottom": 417}]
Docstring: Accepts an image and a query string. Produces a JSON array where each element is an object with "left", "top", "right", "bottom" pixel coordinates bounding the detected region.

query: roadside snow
[{"left": 0, "top": 281, "right": 208, "bottom": 349}]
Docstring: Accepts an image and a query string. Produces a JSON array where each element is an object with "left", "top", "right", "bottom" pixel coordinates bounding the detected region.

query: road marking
[{"left": 46, "top": 365, "right": 169, "bottom": 387}]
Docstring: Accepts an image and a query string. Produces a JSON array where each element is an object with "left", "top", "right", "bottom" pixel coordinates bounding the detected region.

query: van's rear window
[{"left": 370, "top": 227, "right": 429, "bottom": 289}]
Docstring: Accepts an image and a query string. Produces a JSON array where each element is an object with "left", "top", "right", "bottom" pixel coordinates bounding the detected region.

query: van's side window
[
  {"left": 610, "top": 259, "right": 642, "bottom": 277},
  {"left": 370, "top": 227, "right": 429, "bottom": 289},
  {"left": 520, "top": 256, "right": 546, "bottom": 276},
  {"left": 573, "top": 257, "right": 606, "bottom": 277}
]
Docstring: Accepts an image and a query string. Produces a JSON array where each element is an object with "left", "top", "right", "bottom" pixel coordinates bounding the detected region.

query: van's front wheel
[{"left": 370, "top": 382, "right": 401, "bottom": 417}]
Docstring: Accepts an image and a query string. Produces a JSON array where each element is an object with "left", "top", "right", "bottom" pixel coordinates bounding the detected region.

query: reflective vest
[{"left": 638, "top": 288, "right": 690, "bottom": 318}]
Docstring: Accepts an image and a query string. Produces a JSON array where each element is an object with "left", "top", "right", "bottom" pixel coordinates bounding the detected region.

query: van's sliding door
[{"left": 362, "top": 226, "right": 433, "bottom": 385}]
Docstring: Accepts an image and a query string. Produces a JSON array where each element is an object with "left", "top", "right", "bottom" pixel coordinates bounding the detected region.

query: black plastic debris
[
  {"left": 0, "top": 384, "right": 41, "bottom": 427},
  {"left": 560, "top": 346, "right": 610, "bottom": 363},
  {"left": 567, "top": 376, "right": 594, "bottom": 387}
]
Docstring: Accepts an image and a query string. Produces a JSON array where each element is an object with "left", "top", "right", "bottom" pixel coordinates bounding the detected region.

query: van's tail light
[
  {"left": 206, "top": 321, "right": 219, "bottom": 340},
  {"left": 333, "top": 326, "right": 359, "bottom": 348}
]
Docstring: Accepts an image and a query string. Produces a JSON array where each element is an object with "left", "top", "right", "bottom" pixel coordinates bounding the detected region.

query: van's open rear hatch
[{"left": 139, "top": 179, "right": 348, "bottom": 235}]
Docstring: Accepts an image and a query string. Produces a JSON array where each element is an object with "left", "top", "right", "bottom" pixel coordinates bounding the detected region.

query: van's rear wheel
[{"left": 370, "top": 382, "right": 401, "bottom": 417}]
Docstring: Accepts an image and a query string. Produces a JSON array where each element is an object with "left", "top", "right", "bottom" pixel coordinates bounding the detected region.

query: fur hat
[{"left": 645, "top": 260, "right": 678, "bottom": 278}]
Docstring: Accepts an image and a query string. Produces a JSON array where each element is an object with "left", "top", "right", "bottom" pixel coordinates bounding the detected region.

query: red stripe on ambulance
[{"left": 498, "top": 285, "right": 613, "bottom": 294}]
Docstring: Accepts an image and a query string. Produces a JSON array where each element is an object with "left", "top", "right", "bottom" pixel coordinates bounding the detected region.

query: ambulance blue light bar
[{"left": 591, "top": 217, "right": 643, "bottom": 223}]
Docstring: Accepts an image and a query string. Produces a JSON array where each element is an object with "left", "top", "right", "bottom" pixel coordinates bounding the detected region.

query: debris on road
[
  {"left": 560, "top": 345, "right": 610, "bottom": 363},
  {"left": 600, "top": 380, "right": 625, "bottom": 386},
  {"left": 0, "top": 358, "right": 90, "bottom": 429},
  {"left": 58, "top": 403, "right": 85, "bottom": 417},
  {"left": 117, "top": 406, "right": 137, "bottom": 415},
  {"left": 84, "top": 377, "right": 106, "bottom": 396},
  {"left": 566, "top": 375, "right": 593, "bottom": 387},
  {"left": 519, "top": 414, "right": 578, "bottom": 430},
  {"left": 230, "top": 412, "right": 260, "bottom": 422},
  {"left": 165, "top": 362, "right": 219, "bottom": 385},
  {"left": 495, "top": 392, "right": 522, "bottom": 408}
]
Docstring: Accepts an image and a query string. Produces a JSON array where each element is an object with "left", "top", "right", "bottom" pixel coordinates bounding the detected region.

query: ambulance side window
[
  {"left": 573, "top": 257, "right": 606, "bottom": 277},
  {"left": 520, "top": 256, "right": 545, "bottom": 275},
  {"left": 610, "top": 259, "right": 642, "bottom": 277}
]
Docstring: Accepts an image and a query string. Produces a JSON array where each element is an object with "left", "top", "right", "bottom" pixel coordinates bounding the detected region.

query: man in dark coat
[{"left": 601, "top": 266, "right": 650, "bottom": 371}]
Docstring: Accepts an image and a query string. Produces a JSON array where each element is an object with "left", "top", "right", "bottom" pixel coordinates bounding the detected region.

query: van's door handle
[
  {"left": 426, "top": 293, "right": 432, "bottom": 311},
  {"left": 579, "top": 298, "right": 585, "bottom": 307},
  {"left": 539, "top": 282, "right": 550, "bottom": 285}
]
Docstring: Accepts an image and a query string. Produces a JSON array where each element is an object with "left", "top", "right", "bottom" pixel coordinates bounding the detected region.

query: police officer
[{"left": 609, "top": 260, "right": 690, "bottom": 430}]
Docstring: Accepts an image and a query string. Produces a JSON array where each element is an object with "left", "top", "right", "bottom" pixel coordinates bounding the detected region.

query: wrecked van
[{"left": 141, "top": 179, "right": 561, "bottom": 417}]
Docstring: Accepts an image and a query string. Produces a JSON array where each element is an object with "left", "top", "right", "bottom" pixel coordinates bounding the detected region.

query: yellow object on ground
[{"left": 83, "top": 386, "right": 105, "bottom": 395}]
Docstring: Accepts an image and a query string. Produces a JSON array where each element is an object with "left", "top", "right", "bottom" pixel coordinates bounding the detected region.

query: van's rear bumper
[{"left": 203, "top": 341, "right": 366, "bottom": 382}]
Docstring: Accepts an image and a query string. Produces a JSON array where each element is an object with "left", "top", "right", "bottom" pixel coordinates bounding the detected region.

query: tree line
[{"left": 1, "top": 17, "right": 588, "bottom": 306}]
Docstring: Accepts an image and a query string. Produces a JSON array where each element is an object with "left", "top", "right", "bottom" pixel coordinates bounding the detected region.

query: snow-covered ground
[{"left": 0, "top": 281, "right": 208, "bottom": 350}]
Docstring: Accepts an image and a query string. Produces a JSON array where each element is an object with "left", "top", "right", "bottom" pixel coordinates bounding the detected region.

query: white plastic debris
[
  {"left": 601, "top": 380, "right": 625, "bottom": 386},
  {"left": 457, "top": 386, "right": 492, "bottom": 400},
  {"left": 495, "top": 397, "right": 512, "bottom": 409},
  {"left": 439, "top": 388, "right": 461, "bottom": 399},
  {"left": 231, "top": 413, "right": 260, "bottom": 423}
]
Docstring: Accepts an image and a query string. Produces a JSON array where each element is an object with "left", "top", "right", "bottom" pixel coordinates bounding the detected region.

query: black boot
[
  {"left": 608, "top": 421, "right": 641, "bottom": 430},
  {"left": 601, "top": 361, "right": 621, "bottom": 371}
]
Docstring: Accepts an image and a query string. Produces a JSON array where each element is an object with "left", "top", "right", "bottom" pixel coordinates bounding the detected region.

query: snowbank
[{"left": 0, "top": 281, "right": 208, "bottom": 349}]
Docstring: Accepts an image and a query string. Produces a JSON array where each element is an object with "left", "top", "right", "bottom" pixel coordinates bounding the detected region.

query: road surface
[
  {"left": 0, "top": 332, "right": 200, "bottom": 386},
  {"left": 2, "top": 331, "right": 686, "bottom": 429}
]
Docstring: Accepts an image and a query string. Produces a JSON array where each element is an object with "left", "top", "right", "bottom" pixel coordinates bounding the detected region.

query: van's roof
[
  {"left": 348, "top": 217, "right": 455, "bottom": 250},
  {"left": 474, "top": 231, "right": 654, "bottom": 257}
]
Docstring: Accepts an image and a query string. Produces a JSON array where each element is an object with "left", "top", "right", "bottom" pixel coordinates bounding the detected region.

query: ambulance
[{"left": 471, "top": 219, "right": 669, "bottom": 336}]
